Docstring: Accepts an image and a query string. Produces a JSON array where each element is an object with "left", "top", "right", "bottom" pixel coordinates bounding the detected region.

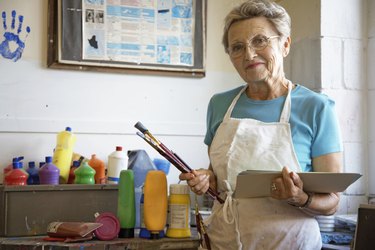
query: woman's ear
[{"left": 282, "top": 36, "right": 291, "bottom": 57}]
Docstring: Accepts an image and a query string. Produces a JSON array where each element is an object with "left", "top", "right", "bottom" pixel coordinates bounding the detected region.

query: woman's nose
[{"left": 244, "top": 45, "right": 257, "bottom": 60}]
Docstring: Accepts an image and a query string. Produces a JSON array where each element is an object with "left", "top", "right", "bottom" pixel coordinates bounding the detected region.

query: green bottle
[
  {"left": 117, "top": 169, "right": 135, "bottom": 238},
  {"left": 74, "top": 161, "right": 96, "bottom": 184}
]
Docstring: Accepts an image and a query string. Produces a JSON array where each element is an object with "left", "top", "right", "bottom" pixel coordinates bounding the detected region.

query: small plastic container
[
  {"left": 39, "top": 156, "right": 60, "bottom": 185},
  {"left": 52, "top": 127, "right": 76, "bottom": 184},
  {"left": 74, "top": 161, "right": 96, "bottom": 184},
  {"left": 67, "top": 160, "right": 80, "bottom": 184},
  {"left": 166, "top": 184, "right": 191, "bottom": 238},
  {"left": 139, "top": 187, "right": 165, "bottom": 239},
  {"left": 26, "top": 161, "right": 40, "bottom": 185},
  {"left": 94, "top": 212, "right": 120, "bottom": 240},
  {"left": 4, "top": 161, "right": 29, "bottom": 186},
  {"left": 88, "top": 154, "right": 106, "bottom": 184},
  {"left": 107, "top": 146, "right": 128, "bottom": 184},
  {"left": 153, "top": 158, "right": 171, "bottom": 175},
  {"left": 3, "top": 157, "right": 24, "bottom": 183}
]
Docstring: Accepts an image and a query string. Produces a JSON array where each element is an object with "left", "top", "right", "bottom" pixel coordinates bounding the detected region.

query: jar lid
[
  {"left": 169, "top": 184, "right": 190, "bottom": 195},
  {"left": 94, "top": 212, "right": 120, "bottom": 241}
]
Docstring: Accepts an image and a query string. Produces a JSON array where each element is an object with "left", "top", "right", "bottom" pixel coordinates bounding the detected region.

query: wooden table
[{"left": 0, "top": 234, "right": 200, "bottom": 250}]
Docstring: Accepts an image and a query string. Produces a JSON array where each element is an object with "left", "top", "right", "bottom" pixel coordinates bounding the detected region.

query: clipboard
[{"left": 233, "top": 170, "right": 362, "bottom": 199}]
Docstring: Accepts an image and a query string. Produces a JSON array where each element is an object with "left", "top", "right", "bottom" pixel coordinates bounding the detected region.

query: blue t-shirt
[{"left": 204, "top": 84, "right": 343, "bottom": 172}]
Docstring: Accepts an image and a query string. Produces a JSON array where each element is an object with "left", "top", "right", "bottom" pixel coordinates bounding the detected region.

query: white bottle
[{"left": 107, "top": 146, "right": 128, "bottom": 184}]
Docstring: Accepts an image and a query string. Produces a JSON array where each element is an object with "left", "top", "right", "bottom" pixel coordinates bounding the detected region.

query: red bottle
[
  {"left": 4, "top": 161, "right": 28, "bottom": 186},
  {"left": 67, "top": 160, "right": 80, "bottom": 184}
]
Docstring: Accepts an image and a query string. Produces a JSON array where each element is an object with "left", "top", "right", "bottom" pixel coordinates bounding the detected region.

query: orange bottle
[
  {"left": 144, "top": 170, "right": 168, "bottom": 239},
  {"left": 88, "top": 154, "right": 106, "bottom": 184}
]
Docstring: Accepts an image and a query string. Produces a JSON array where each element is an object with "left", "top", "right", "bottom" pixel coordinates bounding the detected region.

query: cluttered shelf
[{"left": 0, "top": 230, "right": 201, "bottom": 250}]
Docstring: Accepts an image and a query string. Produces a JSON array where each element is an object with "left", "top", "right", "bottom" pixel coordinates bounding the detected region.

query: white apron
[{"left": 205, "top": 83, "right": 321, "bottom": 250}]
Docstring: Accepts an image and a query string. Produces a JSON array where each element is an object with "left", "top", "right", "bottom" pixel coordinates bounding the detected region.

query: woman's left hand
[{"left": 270, "top": 166, "right": 308, "bottom": 206}]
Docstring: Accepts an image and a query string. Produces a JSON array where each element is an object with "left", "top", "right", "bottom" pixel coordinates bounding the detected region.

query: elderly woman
[{"left": 180, "top": 0, "right": 343, "bottom": 249}]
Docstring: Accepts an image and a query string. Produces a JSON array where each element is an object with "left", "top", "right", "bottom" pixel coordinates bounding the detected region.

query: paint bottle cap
[{"left": 94, "top": 212, "right": 120, "bottom": 241}]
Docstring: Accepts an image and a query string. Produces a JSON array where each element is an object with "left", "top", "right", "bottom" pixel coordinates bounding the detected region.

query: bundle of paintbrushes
[{"left": 134, "top": 121, "right": 224, "bottom": 204}]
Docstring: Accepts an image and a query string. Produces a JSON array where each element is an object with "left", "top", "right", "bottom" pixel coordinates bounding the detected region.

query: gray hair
[{"left": 222, "top": 0, "right": 291, "bottom": 53}]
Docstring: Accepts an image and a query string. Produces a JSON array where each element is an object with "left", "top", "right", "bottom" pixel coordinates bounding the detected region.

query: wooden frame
[{"left": 47, "top": 0, "right": 206, "bottom": 78}]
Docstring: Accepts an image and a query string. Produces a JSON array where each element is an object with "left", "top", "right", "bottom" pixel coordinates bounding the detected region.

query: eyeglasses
[{"left": 228, "top": 35, "right": 279, "bottom": 58}]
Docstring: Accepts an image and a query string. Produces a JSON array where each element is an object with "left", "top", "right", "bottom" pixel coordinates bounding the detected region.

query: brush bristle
[{"left": 134, "top": 121, "right": 148, "bottom": 133}]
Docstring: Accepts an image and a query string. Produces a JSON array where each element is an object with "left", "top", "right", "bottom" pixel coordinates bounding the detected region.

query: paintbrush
[{"left": 135, "top": 121, "right": 224, "bottom": 204}]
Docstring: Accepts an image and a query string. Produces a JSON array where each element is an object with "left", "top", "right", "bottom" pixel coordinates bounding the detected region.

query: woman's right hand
[{"left": 179, "top": 169, "right": 211, "bottom": 195}]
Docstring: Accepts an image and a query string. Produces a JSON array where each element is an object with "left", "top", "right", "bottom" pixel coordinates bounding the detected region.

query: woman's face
[{"left": 227, "top": 17, "right": 290, "bottom": 84}]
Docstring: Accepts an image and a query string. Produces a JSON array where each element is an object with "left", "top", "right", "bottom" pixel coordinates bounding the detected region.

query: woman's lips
[{"left": 246, "top": 62, "right": 264, "bottom": 69}]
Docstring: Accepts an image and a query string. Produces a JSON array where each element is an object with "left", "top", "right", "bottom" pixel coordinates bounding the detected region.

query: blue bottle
[{"left": 26, "top": 161, "right": 40, "bottom": 185}]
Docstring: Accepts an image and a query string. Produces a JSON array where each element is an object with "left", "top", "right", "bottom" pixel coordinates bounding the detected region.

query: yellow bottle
[
  {"left": 166, "top": 184, "right": 191, "bottom": 238},
  {"left": 52, "top": 127, "right": 76, "bottom": 184},
  {"left": 144, "top": 170, "right": 167, "bottom": 239}
]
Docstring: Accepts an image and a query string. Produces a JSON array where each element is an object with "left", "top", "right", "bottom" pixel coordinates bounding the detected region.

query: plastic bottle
[
  {"left": 117, "top": 170, "right": 135, "bottom": 238},
  {"left": 88, "top": 154, "right": 106, "bottom": 184},
  {"left": 166, "top": 184, "right": 191, "bottom": 238},
  {"left": 153, "top": 158, "right": 171, "bottom": 175},
  {"left": 107, "top": 146, "right": 128, "bottom": 184},
  {"left": 4, "top": 161, "right": 29, "bottom": 186},
  {"left": 3, "top": 157, "right": 24, "bottom": 183},
  {"left": 74, "top": 161, "right": 96, "bottom": 184},
  {"left": 26, "top": 161, "right": 40, "bottom": 185},
  {"left": 144, "top": 170, "right": 168, "bottom": 239},
  {"left": 52, "top": 127, "right": 76, "bottom": 184},
  {"left": 139, "top": 186, "right": 165, "bottom": 239},
  {"left": 39, "top": 156, "right": 60, "bottom": 185},
  {"left": 127, "top": 149, "right": 157, "bottom": 228},
  {"left": 67, "top": 160, "right": 80, "bottom": 184}
]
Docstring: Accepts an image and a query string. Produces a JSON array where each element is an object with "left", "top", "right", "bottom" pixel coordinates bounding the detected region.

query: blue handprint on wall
[{"left": 0, "top": 10, "right": 31, "bottom": 62}]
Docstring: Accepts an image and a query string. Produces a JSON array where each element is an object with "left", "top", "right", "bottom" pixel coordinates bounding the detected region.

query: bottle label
[{"left": 169, "top": 204, "right": 189, "bottom": 229}]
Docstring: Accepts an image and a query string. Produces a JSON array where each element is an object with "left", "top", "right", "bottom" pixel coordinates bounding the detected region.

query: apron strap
[
  {"left": 223, "top": 86, "right": 247, "bottom": 121},
  {"left": 279, "top": 80, "right": 293, "bottom": 123}
]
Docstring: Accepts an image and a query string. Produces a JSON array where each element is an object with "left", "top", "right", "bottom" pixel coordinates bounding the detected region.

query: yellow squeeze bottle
[
  {"left": 144, "top": 170, "right": 168, "bottom": 239},
  {"left": 52, "top": 127, "right": 76, "bottom": 184},
  {"left": 166, "top": 184, "right": 191, "bottom": 238}
]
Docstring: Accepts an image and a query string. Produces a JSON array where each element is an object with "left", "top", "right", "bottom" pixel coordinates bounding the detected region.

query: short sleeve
[
  {"left": 311, "top": 98, "right": 343, "bottom": 157},
  {"left": 204, "top": 97, "right": 215, "bottom": 146}
]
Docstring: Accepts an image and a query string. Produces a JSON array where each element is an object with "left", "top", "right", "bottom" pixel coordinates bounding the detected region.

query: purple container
[{"left": 39, "top": 156, "right": 60, "bottom": 185}]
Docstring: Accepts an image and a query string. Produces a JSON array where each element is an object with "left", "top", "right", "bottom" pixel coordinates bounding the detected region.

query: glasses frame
[{"left": 228, "top": 35, "right": 280, "bottom": 58}]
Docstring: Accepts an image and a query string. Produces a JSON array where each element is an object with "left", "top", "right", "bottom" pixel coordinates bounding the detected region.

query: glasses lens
[
  {"left": 229, "top": 43, "right": 244, "bottom": 57},
  {"left": 250, "top": 35, "right": 269, "bottom": 50}
]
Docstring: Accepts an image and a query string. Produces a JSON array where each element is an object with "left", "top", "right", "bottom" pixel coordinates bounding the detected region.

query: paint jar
[
  {"left": 52, "top": 127, "right": 76, "bottom": 184},
  {"left": 166, "top": 184, "right": 191, "bottom": 238},
  {"left": 39, "top": 156, "right": 60, "bottom": 185},
  {"left": 107, "top": 146, "right": 128, "bottom": 184},
  {"left": 67, "top": 160, "right": 80, "bottom": 184},
  {"left": 144, "top": 170, "right": 168, "bottom": 239},
  {"left": 4, "top": 161, "right": 28, "bottom": 186},
  {"left": 88, "top": 154, "right": 106, "bottom": 184},
  {"left": 74, "top": 161, "right": 96, "bottom": 184},
  {"left": 26, "top": 161, "right": 40, "bottom": 185}
]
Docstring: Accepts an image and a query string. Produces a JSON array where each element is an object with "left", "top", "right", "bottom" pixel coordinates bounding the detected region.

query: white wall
[
  {"left": 367, "top": 0, "right": 375, "bottom": 196},
  {"left": 0, "top": 0, "right": 241, "bottom": 184}
]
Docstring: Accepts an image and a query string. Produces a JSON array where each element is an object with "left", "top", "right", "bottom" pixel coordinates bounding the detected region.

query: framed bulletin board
[{"left": 47, "top": 0, "right": 206, "bottom": 77}]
